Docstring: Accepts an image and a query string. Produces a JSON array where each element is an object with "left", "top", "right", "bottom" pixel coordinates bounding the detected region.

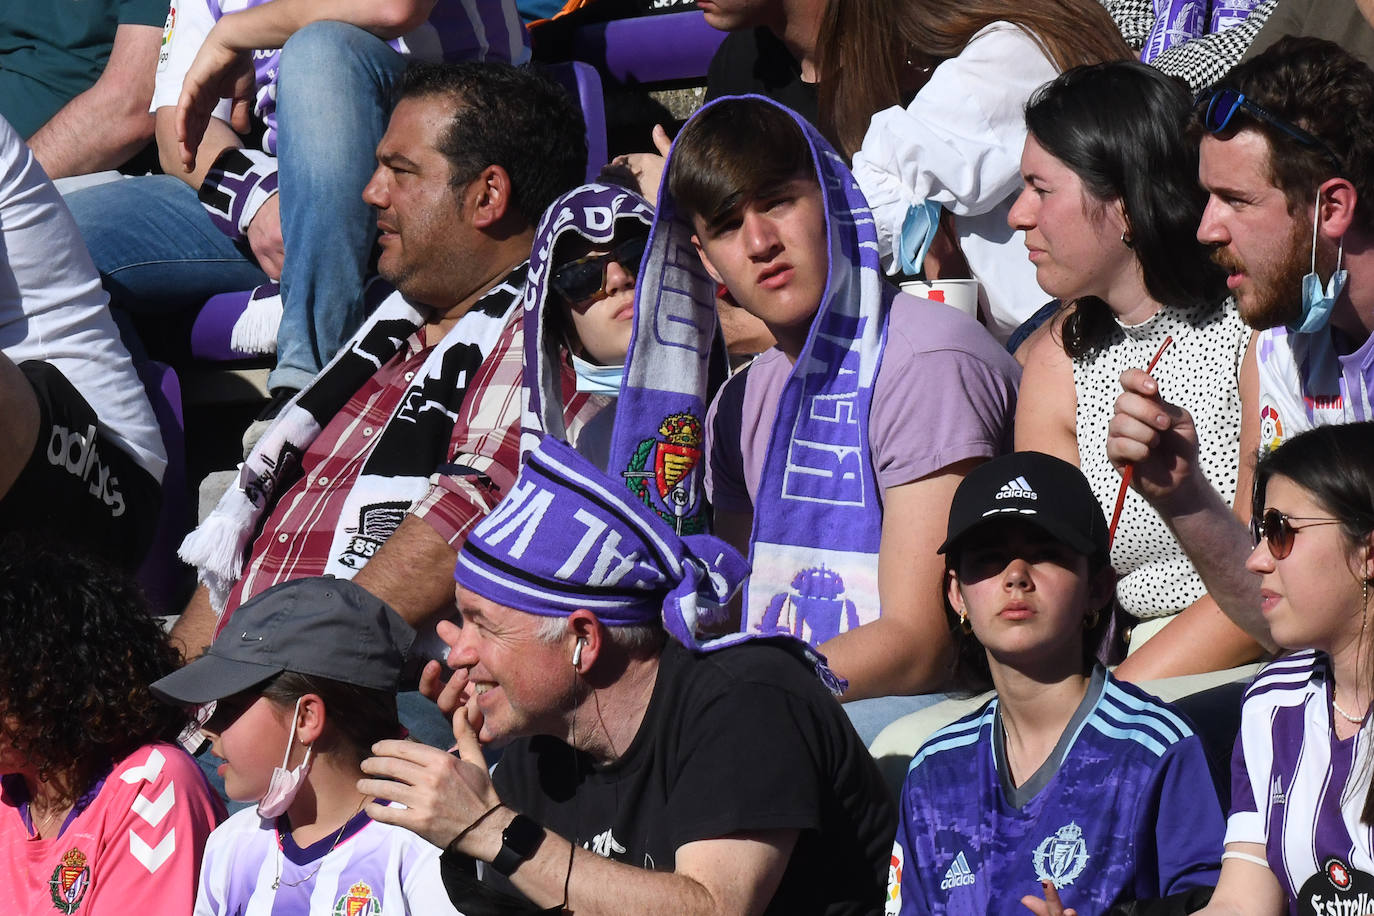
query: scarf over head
[
  {"left": 654, "top": 95, "right": 892, "bottom": 647},
  {"left": 521, "top": 182, "right": 652, "bottom": 446},
  {"left": 455, "top": 436, "right": 844, "bottom": 692},
  {"left": 524, "top": 180, "right": 724, "bottom": 538}
]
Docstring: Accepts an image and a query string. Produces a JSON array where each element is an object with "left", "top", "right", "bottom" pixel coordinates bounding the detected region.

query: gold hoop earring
[
  {"left": 958, "top": 611, "right": 974, "bottom": 636},
  {"left": 1084, "top": 608, "right": 1101, "bottom": 630}
]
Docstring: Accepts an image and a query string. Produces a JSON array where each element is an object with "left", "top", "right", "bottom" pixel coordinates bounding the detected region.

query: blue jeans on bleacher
[{"left": 67, "top": 21, "right": 408, "bottom": 393}]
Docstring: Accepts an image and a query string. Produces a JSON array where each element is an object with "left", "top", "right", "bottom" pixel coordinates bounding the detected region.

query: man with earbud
[{"left": 359, "top": 436, "right": 896, "bottom": 916}]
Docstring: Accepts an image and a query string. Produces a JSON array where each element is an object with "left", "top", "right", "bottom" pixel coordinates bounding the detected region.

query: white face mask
[
  {"left": 571, "top": 353, "right": 625, "bottom": 396},
  {"left": 256, "top": 696, "right": 314, "bottom": 819},
  {"left": 1294, "top": 188, "right": 1348, "bottom": 334}
]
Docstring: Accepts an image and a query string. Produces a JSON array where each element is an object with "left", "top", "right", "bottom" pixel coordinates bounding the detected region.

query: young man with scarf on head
[
  {"left": 1108, "top": 37, "right": 1374, "bottom": 655},
  {"left": 662, "top": 95, "right": 1021, "bottom": 741},
  {"left": 359, "top": 436, "right": 896, "bottom": 915}
]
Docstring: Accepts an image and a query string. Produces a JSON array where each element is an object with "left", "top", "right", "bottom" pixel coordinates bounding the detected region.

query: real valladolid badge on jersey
[
  {"left": 333, "top": 880, "right": 380, "bottom": 916},
  {"left": 1033, "top": 822, "right": 1090, "bottom": 889},
  {"left": 623, "top": 413, "right": 705, "bottom": 535},
  {"left": 49, "top": 847, "right": 91, "bottom": 914},
  {"left": 1297, "top": 857, "right": 1374, "bottom": 915}
]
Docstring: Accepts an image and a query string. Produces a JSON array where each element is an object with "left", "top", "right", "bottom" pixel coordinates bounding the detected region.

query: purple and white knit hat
[{"left": 455, "top": 436, "right": 748, "bottom": 647}]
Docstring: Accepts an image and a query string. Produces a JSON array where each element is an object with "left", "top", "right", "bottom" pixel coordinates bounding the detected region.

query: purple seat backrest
[
  {"left": 135, "top": 360, "right": 191, "bottom": 615},
  {"left": 545, "top": 60, "right": 608, "bottom": 180},
  {"left": 569, "top": 10, "right": 725, "bottom": 85}
]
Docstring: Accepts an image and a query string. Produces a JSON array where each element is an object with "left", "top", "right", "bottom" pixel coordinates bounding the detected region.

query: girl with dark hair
[
  {"left": 0, "top": 540, "right": 223, "bottom": 915},
  {"left": 891, "top": 452, "right": 1223, "bottom": 913},
  {"left": 838, "top": 0, "right": 1132, "bottom": 341},
  {"left": 1012, "top": 61, "right": 1260, "bottom": 683},
  {"left": 1197, "top": 421, "right": 1374, "bottom": 914}
]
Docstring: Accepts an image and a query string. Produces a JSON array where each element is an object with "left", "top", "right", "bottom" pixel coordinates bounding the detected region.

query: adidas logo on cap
[
  {"left": 940, "top": 851, "right": 976, "bottom": 890},
  {"left": 995, "top": 476, "right": 1037, "bottom": 500}
]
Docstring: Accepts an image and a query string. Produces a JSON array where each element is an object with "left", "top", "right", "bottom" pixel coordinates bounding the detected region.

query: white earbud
[{"left": 572, "top": 638, "right": 586, "bottom": 669}]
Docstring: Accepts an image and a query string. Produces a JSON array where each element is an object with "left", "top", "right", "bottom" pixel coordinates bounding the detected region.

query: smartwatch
[{"left": 492, "top": 814, "right": 545, "bottom": 876}]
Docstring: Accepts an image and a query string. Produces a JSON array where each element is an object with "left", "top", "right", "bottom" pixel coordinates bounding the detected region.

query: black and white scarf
[{"left": 181, "top": 265, "right": 528, "bottom": 612}]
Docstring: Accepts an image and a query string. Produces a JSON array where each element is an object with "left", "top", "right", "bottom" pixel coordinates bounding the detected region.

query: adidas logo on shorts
[
  {"left": 940, "top": 851, "right": 976, "bottom": 890},
  {"left": 994, "top": 476, "right": 1037, "bottom": 500}
]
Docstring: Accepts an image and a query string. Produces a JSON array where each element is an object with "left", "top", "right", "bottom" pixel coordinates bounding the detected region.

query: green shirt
[{"left": 0, "top": 0, "right": 169, "bottom": 138}]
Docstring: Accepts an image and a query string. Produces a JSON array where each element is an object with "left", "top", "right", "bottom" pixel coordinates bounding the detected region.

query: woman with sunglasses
[
  {"left": 1194, "top": 421, "right": 1374, "bottom": 915},
  {"left": 523, "top": 182, "right": 652, "bottom": 467},
  {"left": 1012, "top": 61, "right": 1260, "bottom": 682}
]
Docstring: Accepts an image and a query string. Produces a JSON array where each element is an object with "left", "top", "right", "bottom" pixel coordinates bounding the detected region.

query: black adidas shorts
[{"left": 0, "top": 361, "right": 161, "bottom": 571}]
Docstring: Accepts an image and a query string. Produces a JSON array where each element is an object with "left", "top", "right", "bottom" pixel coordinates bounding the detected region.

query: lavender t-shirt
[{"left": 707, "top": 292, "right": 1020, "bottom": 513}]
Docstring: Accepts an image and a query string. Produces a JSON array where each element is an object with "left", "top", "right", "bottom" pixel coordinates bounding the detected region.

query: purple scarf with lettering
[
  {"left": 456, "top": 436, "right": 845, "bottom": 691},
  {"left": 521, "top": 182, "right": 654, "bottom": 450},
  {"left": 648, "top": 96, "right": 892, "bottom": 648}
]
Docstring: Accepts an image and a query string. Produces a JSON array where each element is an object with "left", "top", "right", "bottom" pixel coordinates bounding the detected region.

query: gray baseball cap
[{"left": 151, "top": 577, "right": 417, "bottom": 705}]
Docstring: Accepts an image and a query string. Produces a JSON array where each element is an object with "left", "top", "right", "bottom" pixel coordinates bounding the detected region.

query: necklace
[
  {"left": 27, "top": 800, "right": 72, "bottom": 839},
  {"left": 1332, "top": 695, "right": 1369, "bottom": 725},
  {"left": 272, "top": 796, "right": 368, "bottom": 890}
]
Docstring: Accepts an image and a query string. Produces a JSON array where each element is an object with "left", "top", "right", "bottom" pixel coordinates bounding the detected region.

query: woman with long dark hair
[
  {"left": 836, "top": 0, "right": 1132, "bottom": 341},
  {"left": 1195, "top": 421, "right": 1374, "bottom": 914},
  {"left": 1012, "top": 62, "right": 1259, "bottom": 682}
]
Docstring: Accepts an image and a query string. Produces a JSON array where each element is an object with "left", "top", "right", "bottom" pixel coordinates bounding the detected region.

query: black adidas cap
[{"left": 938, "top": 452, "right": 1109, "bottom": 562}]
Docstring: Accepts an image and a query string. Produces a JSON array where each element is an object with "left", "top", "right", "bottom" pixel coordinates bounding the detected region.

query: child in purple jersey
[
  {"left": 150, "top": 578, "right": 460, "bottom": 916},
  {"left": 1197, "top": 422, "right": 1374, "bottom": 916},
  {"left": 890, "top": 451, "right": 1223, "bottom": 916}
]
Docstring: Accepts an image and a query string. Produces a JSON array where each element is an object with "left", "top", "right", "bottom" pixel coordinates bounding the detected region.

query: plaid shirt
[{"left": 226, "top": 309, "right": 602, "bottom": 614}]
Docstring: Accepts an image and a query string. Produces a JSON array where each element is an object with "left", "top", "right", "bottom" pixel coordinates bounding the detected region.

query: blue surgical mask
[
  {"left": 571, "top": 353, "right": 624, "bottom": 396},
  {"left": 1293, "top": 189, "right": 1347, "bottom": 334},
  {"left": 898, "top": 199, "right": 942, "bottom": 276}
]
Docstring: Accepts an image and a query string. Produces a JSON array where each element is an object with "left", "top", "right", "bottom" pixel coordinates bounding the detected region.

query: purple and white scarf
[
  {"left": 456, "top": 436, "right": 844, "bottom": 691},
  {"left": 656, "top": 97, "right": 892, "bottom": 644},
  {"left": 523, "top": 181, "right": 723, "bottom": 537},
  {"left": 520, "top": 182, "right": 652, "bottom": 448}
]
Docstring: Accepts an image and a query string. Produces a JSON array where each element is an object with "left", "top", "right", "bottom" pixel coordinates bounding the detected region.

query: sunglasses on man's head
[
  {"left": 551, "top": 235, "right": 648, "bottom": 313},
  {"left": 1249, "top": 507, "right": 1341, "bottom": 559},
  {"left": 1201, "top": 88, "right": 1343, "bottom": 172}
]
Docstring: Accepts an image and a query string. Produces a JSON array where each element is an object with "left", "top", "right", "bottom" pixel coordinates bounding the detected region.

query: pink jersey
[{"left": 1, "top": 743, "right": 224, "bottom": 915}]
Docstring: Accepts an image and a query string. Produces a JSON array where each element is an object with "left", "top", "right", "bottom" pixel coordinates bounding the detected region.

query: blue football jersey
[{"left": 889, "top": 670, "right": 1223, "bottom": 914}]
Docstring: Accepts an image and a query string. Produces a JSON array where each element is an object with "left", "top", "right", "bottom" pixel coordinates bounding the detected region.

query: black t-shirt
[
  {"left": 460, "top": 639, "right": 895, "bottom": 915},
  {"left": 706, "top": 27, "right": 819, "bottom": 127}
]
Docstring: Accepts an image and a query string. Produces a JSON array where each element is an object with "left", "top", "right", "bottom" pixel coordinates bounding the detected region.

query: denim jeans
[{"left": 67, "top": 22, "right": 407, "bottom": 392}]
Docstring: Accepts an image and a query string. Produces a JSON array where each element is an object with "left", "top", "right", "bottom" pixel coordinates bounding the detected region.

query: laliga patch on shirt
[
  {"left": 1259, "top": 399, "right": 1285, "bottom": 454},
  {"left": 885, "top": 841, "right": 903, "bottom": 916},
  {"left": 158, "top": 4, "right": 176, "bottom": 71},
  {"left": 1298, "top": 857, "right": 1374, "bottom": 915}
]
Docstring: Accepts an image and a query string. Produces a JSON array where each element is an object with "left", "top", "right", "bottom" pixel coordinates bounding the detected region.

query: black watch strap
[{"left": 491, "top": 814, "right": 544, "bottom": 876}]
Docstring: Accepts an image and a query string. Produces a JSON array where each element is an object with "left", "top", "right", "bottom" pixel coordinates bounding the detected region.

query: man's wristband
[
  {"left": 492, "top": 813, "right": 545, "bottom": 877},
  {"left": 198, "top": 147, "right": 279, "bottom": 241}
]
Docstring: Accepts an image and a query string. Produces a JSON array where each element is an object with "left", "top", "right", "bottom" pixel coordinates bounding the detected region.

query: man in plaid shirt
[{"left": 170, "top": 62, "right": 593, "bottom": 660}]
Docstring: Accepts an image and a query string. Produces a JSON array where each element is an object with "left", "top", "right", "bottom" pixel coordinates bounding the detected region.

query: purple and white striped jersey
[
  {"left": 194, "top": 806, "right": 459, "bottom": 915},
  {"left": 888, "top": 669, "right": 1223, "bottom": 915},
  {"left": 1255, "top": 324, "right": 1374, "bottom": 452},
  {"left": 154, "top": 0, "right": 529, "bottom": 154},
  {"left": 1227, "top": 651, "right": 1374, "bottom": 914}
]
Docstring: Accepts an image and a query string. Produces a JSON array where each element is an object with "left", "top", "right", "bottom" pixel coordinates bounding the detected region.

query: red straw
[{"left": 1107, "top": 335, "right": 1174, "bottom": 549}]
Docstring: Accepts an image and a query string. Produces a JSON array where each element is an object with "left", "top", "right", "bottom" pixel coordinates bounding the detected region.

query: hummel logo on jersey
[
  {"left": 940, "top": 851, "right": 977, "bottom": 890},
  {"left": 995, "top": 476, "right": 1037, "bottom": 500}
]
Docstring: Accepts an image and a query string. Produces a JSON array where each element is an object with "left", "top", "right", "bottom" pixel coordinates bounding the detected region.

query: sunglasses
[
  {"left": 1202, "top": 89, "right": 1343, "bottom": 172},
  {"left": 551, "top": 235, "right": 648, "bottom": 313},
  {"left": 1249, "top": 508, "right": 1341, "bottom": 559}
]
